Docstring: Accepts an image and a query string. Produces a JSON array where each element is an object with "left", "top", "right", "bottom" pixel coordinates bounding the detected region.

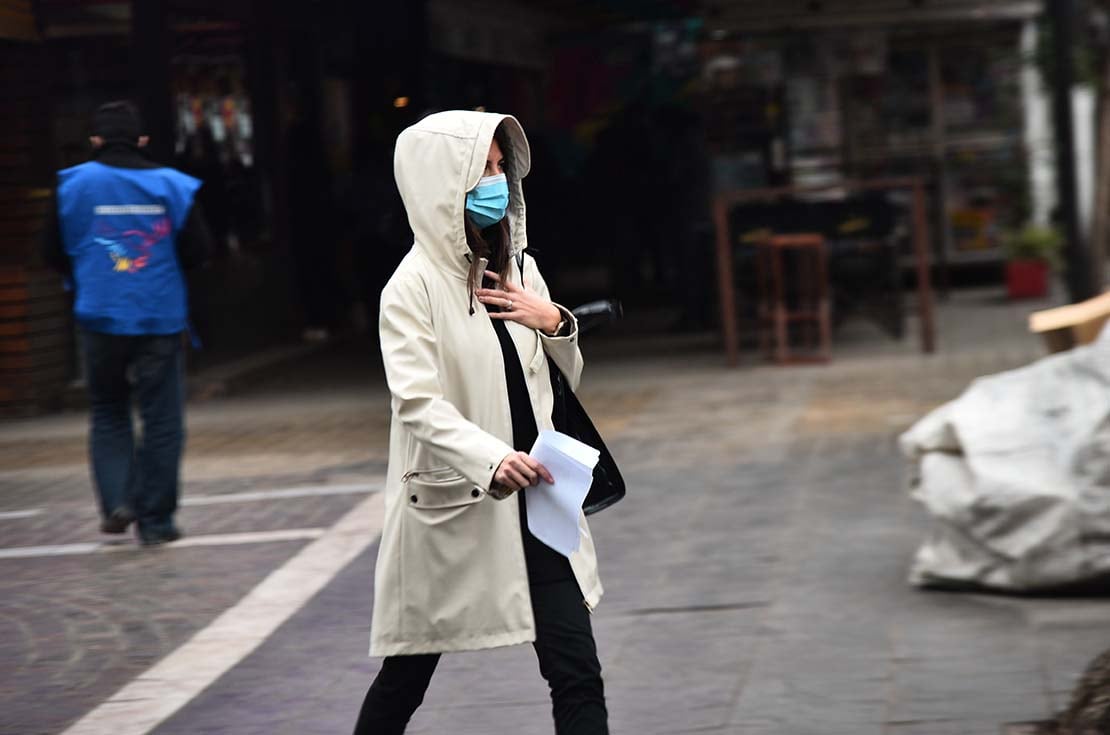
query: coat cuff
[
  {"left": 471, "top": 439, "right": 515, "bottom": 495},
  {"left": 540, "top": 303, "right": 578, "bottom": 343}
]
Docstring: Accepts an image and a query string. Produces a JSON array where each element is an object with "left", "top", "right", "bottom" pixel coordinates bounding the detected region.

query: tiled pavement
[{"left": 2, "top": 289, "right": 1109, "bottom": 734}]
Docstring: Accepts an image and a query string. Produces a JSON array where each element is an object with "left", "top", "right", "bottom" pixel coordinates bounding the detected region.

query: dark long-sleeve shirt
[{"left": 491, "top": 314, "right": 575, "bottom": 586}]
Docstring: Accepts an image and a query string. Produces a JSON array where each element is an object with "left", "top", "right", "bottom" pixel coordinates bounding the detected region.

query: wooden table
[{"left": 712, "top": 177, "right": 938, "bottom": 365}]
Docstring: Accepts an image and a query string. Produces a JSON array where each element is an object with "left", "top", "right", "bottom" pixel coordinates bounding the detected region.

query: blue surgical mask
[{"left": 465, "top": 174, "right": 509, "bottom": 229}]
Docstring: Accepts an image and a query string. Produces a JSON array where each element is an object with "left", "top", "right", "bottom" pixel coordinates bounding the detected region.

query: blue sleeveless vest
[{"left": 57, "top": 161, "right": 201, "bottom": 335}]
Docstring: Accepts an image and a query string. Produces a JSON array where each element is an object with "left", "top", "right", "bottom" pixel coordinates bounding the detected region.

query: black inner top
[{"left": 489, "top": 315, "right": 574, "bottom": 585}]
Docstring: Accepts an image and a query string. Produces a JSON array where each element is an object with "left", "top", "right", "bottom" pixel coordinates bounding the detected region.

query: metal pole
[
  {"left": 911, "top": 181, "right": 937, "bottom": 353},
  {"left": 1050, "top": 0, "right": 1099, "bottom": 301},
  {"left": 713, "top": 198, "right": 740, "bottom": 366}
]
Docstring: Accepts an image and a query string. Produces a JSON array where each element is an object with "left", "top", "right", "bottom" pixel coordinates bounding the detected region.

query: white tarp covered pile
[{"left": 899, "top": 321, "right": 1110, "bottom": 591}]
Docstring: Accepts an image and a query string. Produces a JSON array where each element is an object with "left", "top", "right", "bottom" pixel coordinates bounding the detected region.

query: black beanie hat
[{"left": 91, "top": 101, "right": 144, "bottom": 142}]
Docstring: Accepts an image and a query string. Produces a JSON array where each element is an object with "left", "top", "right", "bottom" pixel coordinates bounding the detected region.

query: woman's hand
[
  {"left": 477, "top": 270, "right": 562, "bottom": 334},
  {"left": 493, "top": 451, "right": 554, "bottom": 494}
]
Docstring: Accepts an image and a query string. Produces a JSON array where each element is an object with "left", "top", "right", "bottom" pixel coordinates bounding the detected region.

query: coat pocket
[{"left": 403, "top": 468, "right": 485, "bottom": 512}]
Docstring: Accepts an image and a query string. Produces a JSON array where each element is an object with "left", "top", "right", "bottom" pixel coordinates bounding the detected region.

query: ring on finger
[{"left": 506, "top": 299, "right": 514, "bottom": 311}]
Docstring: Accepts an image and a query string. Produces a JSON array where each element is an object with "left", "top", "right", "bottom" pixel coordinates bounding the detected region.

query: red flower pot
[{"left": 1007, "top": 259, "right": 1050, "bottom": 299}]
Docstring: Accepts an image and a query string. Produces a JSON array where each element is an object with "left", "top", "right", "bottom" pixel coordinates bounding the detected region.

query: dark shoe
[
  {"left": 139, "top": 527, "right": 183, "bottom": 547},
  {"left": 100, "top": 507, "right": 136, "bottom": 534}
]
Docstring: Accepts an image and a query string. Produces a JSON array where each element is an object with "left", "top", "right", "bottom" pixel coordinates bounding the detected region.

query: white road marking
[
  {"left": 0, "top": 528, "right": 326, "bottom": 560},
  {"left": 181, "top": 482, "right": 378, "bottom": 506},
  {"left": 103, "top": 528, "right": 326, "bottom": 551},
  {"left": 0, "top": 543, "right": 101, "bottom": 558},
  {"left": 0, "top": 482, "right": 382, "bottom": 522},
  {"left": 0, "top": 508, "right": 43, "bottom": 520},
  {"left": 59, "top": 492, "right": 385, "bottom": 735}
]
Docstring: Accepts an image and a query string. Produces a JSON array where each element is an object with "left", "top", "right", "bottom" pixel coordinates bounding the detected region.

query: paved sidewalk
[{"left": 2, "top": 289, "right": 1108, "bottom": 734}]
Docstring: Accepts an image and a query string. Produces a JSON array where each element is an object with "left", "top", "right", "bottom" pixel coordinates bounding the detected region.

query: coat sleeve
[
  {"left": 527, "top": 255, "right": 584, "bottom": 392},
  {"left": 379, "top": 272, "right": 516, "bottom": 491}
]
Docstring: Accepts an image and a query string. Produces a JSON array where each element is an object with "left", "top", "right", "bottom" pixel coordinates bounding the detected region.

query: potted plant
[{"left": 1002, "top": 224, "right": 1063, "bottom": 299}]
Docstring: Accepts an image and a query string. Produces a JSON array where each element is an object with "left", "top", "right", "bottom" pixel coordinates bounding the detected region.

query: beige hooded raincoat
[{"left": 370, "top": 110, "right": 603, "bottom": 657}]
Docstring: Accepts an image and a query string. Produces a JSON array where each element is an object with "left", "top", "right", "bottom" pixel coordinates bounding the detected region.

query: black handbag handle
[{"left": 571, "top": 300, "right": 623, "bottom": 335}]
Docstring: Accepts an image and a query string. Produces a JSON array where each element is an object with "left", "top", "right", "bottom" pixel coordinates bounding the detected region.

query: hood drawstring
[
  {"left": 465, "top": 250, "right": 522, "bottom": 316},
  {"left": 465, "top": 253, "right": 475, "bottom": 315}
]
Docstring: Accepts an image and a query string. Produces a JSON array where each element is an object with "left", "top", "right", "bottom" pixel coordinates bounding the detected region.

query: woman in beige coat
[{"left": 353, "top": 111, "right": 607, "bottom": 734}]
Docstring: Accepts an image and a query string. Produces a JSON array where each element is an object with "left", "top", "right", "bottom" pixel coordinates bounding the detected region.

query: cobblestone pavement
[{"left": 3, "top": 289, "right": 1108, "bottom": 735}]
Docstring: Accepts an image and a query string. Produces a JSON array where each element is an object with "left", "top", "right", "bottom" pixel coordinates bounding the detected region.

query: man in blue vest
[{"left": 41, "top": 101, "right": 212, "bottom": 546}]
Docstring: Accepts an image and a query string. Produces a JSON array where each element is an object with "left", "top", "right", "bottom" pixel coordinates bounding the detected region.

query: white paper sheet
[{"left": 526, "top": 430, "right": 600, "bottom": 557}]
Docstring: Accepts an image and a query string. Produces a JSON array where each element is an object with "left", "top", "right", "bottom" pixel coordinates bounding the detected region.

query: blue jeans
[{"left": 82, "top": 331, "right": 185, "bottom": 538}]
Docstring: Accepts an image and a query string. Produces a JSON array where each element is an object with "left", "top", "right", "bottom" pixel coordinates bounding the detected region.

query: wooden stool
[{"left": 754, "top": 233, "right": 831, "bottom": 364}]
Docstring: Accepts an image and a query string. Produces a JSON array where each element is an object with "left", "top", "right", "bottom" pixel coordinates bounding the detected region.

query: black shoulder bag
[
  {"left": 547, "top": 359, "right": 626, "bottom": 515},
  {"left": 516, "top": 252, "right": 625, "bottom": 514}
]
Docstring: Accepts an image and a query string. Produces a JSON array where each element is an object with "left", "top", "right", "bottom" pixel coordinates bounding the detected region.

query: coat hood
[{"left": 393, "top": 111, "right": 531, "bottom": 281}]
